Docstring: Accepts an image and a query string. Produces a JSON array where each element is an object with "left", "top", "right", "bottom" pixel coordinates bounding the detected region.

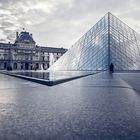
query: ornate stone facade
[{"left": 0, "top": 31, "right": 67, "bottom": 70}]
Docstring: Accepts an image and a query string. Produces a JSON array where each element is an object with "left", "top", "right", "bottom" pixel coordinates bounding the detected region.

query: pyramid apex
[{"left": 107, "top": 12, "right": 111, "bottom": 15}]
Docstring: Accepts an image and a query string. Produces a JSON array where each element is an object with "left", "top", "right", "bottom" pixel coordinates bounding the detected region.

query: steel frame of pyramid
[{"left": 49, "top": 12, "right": 140, "bottom": 71}]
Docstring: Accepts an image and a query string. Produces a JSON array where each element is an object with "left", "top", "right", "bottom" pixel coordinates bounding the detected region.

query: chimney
[{"left": 16, "top": 32, "right": 18, "bottom": 40}]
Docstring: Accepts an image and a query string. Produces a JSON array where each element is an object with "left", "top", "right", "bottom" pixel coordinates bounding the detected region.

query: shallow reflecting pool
[{"left": 9, "top": 70, "right": 98, "bottom": 81}]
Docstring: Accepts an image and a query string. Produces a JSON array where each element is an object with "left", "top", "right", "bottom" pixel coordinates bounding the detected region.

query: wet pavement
[{"left": 0, "top": 72, "right": 140, "bottom": 140}]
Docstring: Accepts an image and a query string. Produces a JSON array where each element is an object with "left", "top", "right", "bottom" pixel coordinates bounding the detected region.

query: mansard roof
[{"left": 15, "top": 31, "right": 35, "bottom": 44}]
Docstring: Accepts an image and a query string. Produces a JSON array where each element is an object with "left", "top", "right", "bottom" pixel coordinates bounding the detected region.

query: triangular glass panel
[{"left": 109, "top": 13, "right": 140, "bottom": 70}]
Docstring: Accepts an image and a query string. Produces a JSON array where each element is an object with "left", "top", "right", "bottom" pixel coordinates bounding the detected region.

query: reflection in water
[{"left": 10, "top": 71, "right": 97, "bottom": 81}]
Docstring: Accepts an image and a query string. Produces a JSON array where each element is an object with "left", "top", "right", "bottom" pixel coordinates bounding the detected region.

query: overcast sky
[{"left": 0, "top": 0, "right": 140, "bottom": 48}]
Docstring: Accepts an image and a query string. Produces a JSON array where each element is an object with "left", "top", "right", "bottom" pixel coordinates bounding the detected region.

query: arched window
[
  {"left": 25, "top": 63, "right": 29, "bottom": 70},
  {"left": 14, "top": 63, "right": 17, "bottom": 69},
  {"left": 4, "top": 62, "right": 7, "bottom": 69}
]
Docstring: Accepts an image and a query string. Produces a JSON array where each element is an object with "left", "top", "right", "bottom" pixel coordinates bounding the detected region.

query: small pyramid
[{"left": 49, "top": 12, "right": 140, "bottom": 71}]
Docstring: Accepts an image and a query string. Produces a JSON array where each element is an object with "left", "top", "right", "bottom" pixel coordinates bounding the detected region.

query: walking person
[{"left": 109, "top": 63, "right": 114, "bottom": 73}]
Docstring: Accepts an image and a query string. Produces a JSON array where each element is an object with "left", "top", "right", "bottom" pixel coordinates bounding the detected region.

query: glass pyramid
[{"left": 49, "top": 12, "right": 140, "bottom": 71}]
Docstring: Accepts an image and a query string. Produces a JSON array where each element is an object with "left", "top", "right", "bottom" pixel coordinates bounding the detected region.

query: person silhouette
[{"left": 109, "top": 63, "right": 114, "bottom": 73}]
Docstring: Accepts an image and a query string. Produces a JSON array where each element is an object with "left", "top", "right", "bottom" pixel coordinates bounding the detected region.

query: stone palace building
[{"left": 0, "top": 31, "right": 67, "bottom": 70}]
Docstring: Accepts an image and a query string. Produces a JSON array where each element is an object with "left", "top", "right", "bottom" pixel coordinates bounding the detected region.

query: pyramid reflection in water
[{"left": 49, "top": 12, "right": 140, "bottom": 71}]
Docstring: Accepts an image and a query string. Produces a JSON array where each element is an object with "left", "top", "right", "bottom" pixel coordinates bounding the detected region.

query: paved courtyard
[{"left": 0, "top": 72, "right": 140, "bottom": 140}]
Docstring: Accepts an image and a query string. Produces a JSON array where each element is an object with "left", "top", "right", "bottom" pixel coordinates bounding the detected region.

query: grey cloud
[
  {"left": 0, "top": 0, "right": 53, "bottom": 42},
  {"left": 0, "top": 0, "right": 140, "bottom": 47},
  {"left": 0, "top": 39, "right": 6, "bottom": 42},
  {"left": 37, "top": 0, "right": 133, "bottom": 46}
]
